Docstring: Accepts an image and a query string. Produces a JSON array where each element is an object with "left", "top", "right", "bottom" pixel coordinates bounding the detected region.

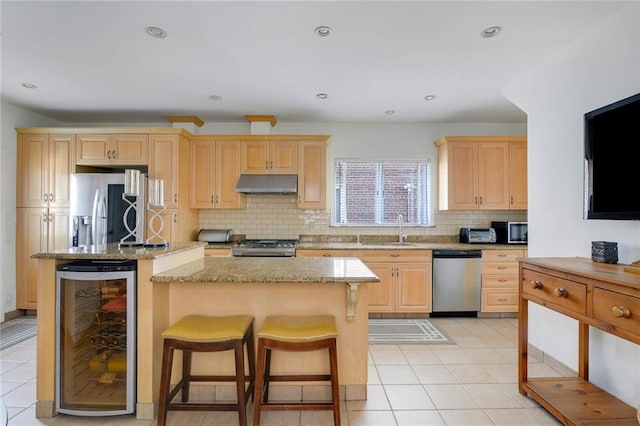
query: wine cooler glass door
[{"left": 55, "top": 264, "right": 136, "bottom": 416}]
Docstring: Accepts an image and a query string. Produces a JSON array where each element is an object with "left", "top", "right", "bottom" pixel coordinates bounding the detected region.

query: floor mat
[
  {"left": 0, "top": 316, "right": 37, "bottom": 351},
  {"left": 368, "top": 318, "right": 454, "bottom": 345}
]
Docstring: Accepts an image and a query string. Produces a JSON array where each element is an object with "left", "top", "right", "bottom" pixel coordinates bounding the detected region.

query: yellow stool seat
[
  {"left": 257, "top": 315, "right": 338, "bottom": 342},
  {"left": 161, "top": 314, "right": 254, "bottom": 342}
]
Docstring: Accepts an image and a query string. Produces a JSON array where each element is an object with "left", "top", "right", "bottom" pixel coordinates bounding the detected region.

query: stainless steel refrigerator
[{"left": 70, "top": 173, "right": 146, "bottom": 247}]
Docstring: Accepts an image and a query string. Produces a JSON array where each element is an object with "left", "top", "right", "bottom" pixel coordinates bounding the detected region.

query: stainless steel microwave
[{"left": 491, "top": 221, "right": 528, "bottom": 244}]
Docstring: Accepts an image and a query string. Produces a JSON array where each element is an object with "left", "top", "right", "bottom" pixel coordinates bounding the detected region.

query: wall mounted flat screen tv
[{"left": 584, "top": 92, "right": 640, "bottom": 220}]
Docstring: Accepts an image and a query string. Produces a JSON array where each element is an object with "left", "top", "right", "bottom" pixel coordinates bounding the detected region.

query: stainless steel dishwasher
[{"left": 432, "top": 249, "right": 482, "bottom": 316}]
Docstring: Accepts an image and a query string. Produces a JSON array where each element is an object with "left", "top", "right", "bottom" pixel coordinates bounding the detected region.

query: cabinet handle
[
  {"left": 391, "top": 254, "right": 400, "bottom": 258},
  {"left": 43, "top": 193, "right": 49, "bottom": 202},
  {"left": 215, "top": 195, "right": 219, "bottom": 204},
  {"left": 265, "top": 161, "right": 269, "bottom": 170},
  {"left": 174, "top": 194, "right": 177, "bottom": 203},
  {"left": 173, "top": 213, "right": 177, "bottom": 223},
  {"left": 510, "top": 196, "right": 514, "bottom": 205},
  {"left": 49, "top": 213, "right": 53, "bottom": 222},
  {"left": 612, "top": 306, "right": 631, "bottom": 318},
  {"left": 498, "top": 279, "right": 507, "bottom": 282},
  {"left": 498, "top": 254, "right": 507, "bottom": 257},
  {"left": 553, "top": 288, "right": 568, "bottom": 298},
  {"left": 49, "top": 192, "right": 54, "bottom": 202},
  {"left": 498, "top": 298, "right": 507, "bottom": 302},
  {"left": 531, "top": 280, "right": 543, "bottom": 289},
  {"left": 475, "top": 196, "right": 478, "bottom": 205},
  {"left": 322, "top": 254, "right": 332, "bottom": 257},
  {"left": 479, "top": 196, "right": 483, "bottom": 205},
  {"left": 497, "top": 266, "right": 507, "bottom": 270},
  {"left": 43, "top": 212, "right": 48, "bottom": 222}
]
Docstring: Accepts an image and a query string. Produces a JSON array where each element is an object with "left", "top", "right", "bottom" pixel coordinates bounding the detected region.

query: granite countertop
[
  {"left": 32, "top": 241, "right": 207, "bottom": 260},
  {"left": 151, "top": 256, "right": 380, "bottom": 283},
  {"left": 296, "top": 241, "right": 523, "bottom": 250}
]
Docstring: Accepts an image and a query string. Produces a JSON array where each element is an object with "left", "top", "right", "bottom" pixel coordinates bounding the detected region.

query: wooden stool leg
[
  {"left": 253, "top": 338, "right": 267, "bottom": 426},
  {"left": 233, "top": 340, "right": 247, "bottom": 426},
  {"left": 263, "top": 347, "right": 272, "bottom": 402},
  {"left": 246, "top": 326, "right": 256, "bottom": 403},
  {"left": 329, "top": 339, "right": 340, "bottom": 426},
  {"left": 157, "top": 341, "right": 174, "bottom": 426},
  {"left": 181, "top": 350, "right": 192, "bottom": 403}
]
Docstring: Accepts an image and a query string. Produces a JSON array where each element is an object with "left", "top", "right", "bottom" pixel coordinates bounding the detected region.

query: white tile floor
[{"left": 0, "top": 317, "right": 563, "bottom": 425}]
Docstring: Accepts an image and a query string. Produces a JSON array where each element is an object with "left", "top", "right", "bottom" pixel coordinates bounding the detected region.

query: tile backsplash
[{"left": 199, "top": 194, "right": 527, "bottom": 239}]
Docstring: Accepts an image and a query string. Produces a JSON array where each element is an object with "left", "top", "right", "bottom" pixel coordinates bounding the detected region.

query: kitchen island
[{"left": 32, "top": 244, "right": 378, "bottom": 420}]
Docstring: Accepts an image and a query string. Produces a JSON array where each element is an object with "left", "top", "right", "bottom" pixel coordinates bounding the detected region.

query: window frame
[{"left": 332, "top": 157, "right": 434, "bottom": 227}]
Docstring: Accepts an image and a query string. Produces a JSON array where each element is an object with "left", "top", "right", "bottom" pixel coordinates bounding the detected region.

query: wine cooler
[{"left": 55, "top": 260, "right": 136, "bottom": 416}]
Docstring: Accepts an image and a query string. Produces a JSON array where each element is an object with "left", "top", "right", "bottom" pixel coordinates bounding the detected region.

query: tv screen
[{"left": 584, "top": 92, "right": 640, "bottom": 220}]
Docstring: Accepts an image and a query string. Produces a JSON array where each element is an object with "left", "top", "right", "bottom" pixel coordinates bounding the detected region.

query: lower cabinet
[
  {"left": 358, "top": 250, "right": 433, "bottom": 314},
  {"left": 204, "top": 248, "right": 232, "bottom": 257},
  {"left": 481, "top": 249, "right": 526, "bottom": 313},
  {"left": 16, "top": 207, "right": 70, "bottom": 309}
]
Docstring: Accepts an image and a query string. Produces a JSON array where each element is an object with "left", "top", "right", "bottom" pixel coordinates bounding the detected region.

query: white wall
[
  {"left": 504, "top": 3, "right": 640, "bottom": 407},
  {"left": 0, "top": 101, "right": 61, "bottom": 322}
]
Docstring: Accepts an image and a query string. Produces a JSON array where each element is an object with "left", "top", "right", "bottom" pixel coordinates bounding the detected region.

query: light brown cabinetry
[
  {"left": 189, "top": 139, "right": 246, "bottom": 209},
  {"left": 297, "top": 141, "right": 327, "bottom": 209},
  {"left": 240, "top": 140, "right": 297, "bottom": 174},
  {"left": 18, "top": 133, "right": 75, "bottom": 208},
  {"left": 481, "top": 249, "right": 525, "bottom": 313},
  {"left": 435, "top": 136, "right": 527, "bottom": 211},
  {"left": 148, "top": 132, "right": 198, "bottom": 242},
  {"left": 359, "top": 250, "right": 432, "bottom": 313},
  {"left": 16, "top": 207, "right": 71, "bottom": 309},
  {"left": 519, "top": 258, "right": 640, "bottom": 424},
  {"left": 16, "top": 132, "right": 75, "bottom": 309},
  {"left": 296, "top": 249, "right": 359, "bottom": 258},
  {"left": 204, "top": 248, "right": 232, "bottom": 257},
  {"left": 76, "top": 134, "right": 149, "bottom": 165}
]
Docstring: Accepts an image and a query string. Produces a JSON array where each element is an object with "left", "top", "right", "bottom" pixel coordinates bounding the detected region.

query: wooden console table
[{"left": 519, "top": 257, "right": 640, "bottom": 425}]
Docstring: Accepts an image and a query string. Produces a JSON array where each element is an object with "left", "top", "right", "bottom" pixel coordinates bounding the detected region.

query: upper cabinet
[
  {"left": 76, "top": 133, "right": 149, "bottom": 165},
  {"left": 18, "top": 133, "right": 75, "bottom": 208},
  {"left": 240, "top": 140, "right": 297, "bottom": 174},
  {"left": 297, "top": 140, "right": 326, "bottom": 209},
  {"left": 149, "top": 134, "right": 180, "bottom": 209},
  {"left": 435, "top": 136, "right": 527, "bottom": 211},
  {"left": 190, "top": 139, "right": 246, "bottom": 209}
]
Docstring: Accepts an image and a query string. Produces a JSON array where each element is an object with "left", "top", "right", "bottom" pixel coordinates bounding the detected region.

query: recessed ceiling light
[
  {"left": 424, "top": 95, "right": 436, "bottom": 101},
  {"left": 146, "top": 26, "right": 167, "bottom": 38},
  {"left": 209, "top": 95, "right": 222, "bottom": 101},
  {"left": 314, "top": 26, "right": 332, "bottom": 37},
  {"left": 385, "top": 110, "right": 395, "bottom": 115},
  {"left": 481, "top": 26, "right": 501, "bottom": 38},
  {"left": 316, "top": 93, "right": 328, "bottom": 99},
  {"left": 21, "top": 82, "right": 38, "bottom": 89}
]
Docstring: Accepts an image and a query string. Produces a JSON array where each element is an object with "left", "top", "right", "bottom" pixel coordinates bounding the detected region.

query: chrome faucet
[{"left": 398, "top": 214, "right": 406, "bottom": 242}]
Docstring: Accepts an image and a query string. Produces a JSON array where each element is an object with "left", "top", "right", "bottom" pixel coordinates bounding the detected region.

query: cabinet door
[
  {"left": 48, "top": 134, "right": 75, "bottom": 208},
  {"left": 215, "top": 141, "right": 246, "bottom": 209},
  {"left": 478, "top": 142, "right": 509, "bottom": 210},
  {"left": 509, "top": 141, "right": 528, "bottom": 210},
  {"left": 76, "top": 134, "right": 112, "bottom": 164},
  {"left": 396, "top": 263, "right": 432, "bottom": 312},
  {"left": 49, "top": 208, "right": 71, "bottom": 252},
  {"left": 270, "top": 140, "right": 297, "bottom": 174},
  {"left": 447, "top": 141, "right": 478, "bottom": 210},
  {"left": 156, "top": 209, "right": 178, "bottom": 243},
  {"left": 297, "top": 141, "right": 326, "bottom": 209},
  {"left": 364, "top": 261, "right": 394, "bottom": 313},
  {"left": 112, "top": 134, "right": 149, "bottom": 164},
  {"left": 149, "top": 134, "right": 179, "bottom": 208},
  {"left": 189, "top": 140, "right": 215, "bottom": 208},
  {"left": 16, "top": 208, "right": 48, "bottom": 309},
  {"left": 240, "top": 140, "right": 269, "bottom": 174},
  {"left": 18, "top": 134, "right": 48, "bottom": 207}
]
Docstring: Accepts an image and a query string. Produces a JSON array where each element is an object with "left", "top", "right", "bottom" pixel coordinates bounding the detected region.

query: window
[{"left": 334, "top": 159, "right": 432, "bottom": 226}]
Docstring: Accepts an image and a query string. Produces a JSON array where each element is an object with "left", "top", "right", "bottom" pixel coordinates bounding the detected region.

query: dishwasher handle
[{"left": 433, "top": 250, "right": 482, "bottom": 258}]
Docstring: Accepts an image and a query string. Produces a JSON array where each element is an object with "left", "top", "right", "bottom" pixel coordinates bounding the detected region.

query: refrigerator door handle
[{"left": 91, "top": 189, "right": 107, "bottom": 245}]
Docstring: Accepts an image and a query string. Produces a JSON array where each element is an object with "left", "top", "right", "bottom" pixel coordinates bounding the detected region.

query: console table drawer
[
  {"left": 522, "top": 269, "right": 587, "bottom": 315},
  {"left": 593, "top": 288, "right": 640, "bottom": 335}
]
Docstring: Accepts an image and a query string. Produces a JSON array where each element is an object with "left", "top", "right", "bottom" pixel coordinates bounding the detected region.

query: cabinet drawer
[
  {"left": 204, "top": 248, "right": 231, "bottom": 257},
  {"left": 522, "top": 269, "right": 587, "bottom": 315},
  {"left": 296, "top": 249, "right": 358, "bottom": 257},
  {"left": 482, "top": 261, "right": 518, "bottom": 275},
  {"left": 593, "top": 288, "right": 640, "bottom": 336},
  {"left": 482, "top": 275, "right": 517, "bottom": 288},
  {"left": 358, "top": 249, "right": 432, "bottom": 262},
  {"left": 481, "top": 289, "right": 518, "bottom": 312},
  {"left": 483, "top": 250, "right": 523, "bottom": 262}
]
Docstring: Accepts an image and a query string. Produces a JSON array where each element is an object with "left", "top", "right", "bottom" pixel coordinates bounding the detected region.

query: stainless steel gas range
[{"left": 231, "top": 239, "right": 298, "bottom": 257}]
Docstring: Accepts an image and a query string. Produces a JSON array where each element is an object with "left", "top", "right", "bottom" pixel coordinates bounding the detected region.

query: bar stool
[
  {"left": 157, "top": 314, "right": 255, "bottom": 426},
  {"left": 252, "top": 314, "right": 340, "bottom": 426}
]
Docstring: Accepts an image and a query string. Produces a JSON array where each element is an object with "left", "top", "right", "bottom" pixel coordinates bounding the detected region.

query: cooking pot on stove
[{"left": 197, "top": 229, "right": 233, "bottom": 243}]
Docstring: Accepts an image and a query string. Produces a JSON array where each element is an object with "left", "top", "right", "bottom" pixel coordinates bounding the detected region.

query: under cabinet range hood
[{"left": 235, "top": 174, "right": 298, "bottom": 194}]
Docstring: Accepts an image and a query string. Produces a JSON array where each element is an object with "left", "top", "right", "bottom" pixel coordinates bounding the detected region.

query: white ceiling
[{"left": 0, "top": 1, "right": 631, "bottom": 124}]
